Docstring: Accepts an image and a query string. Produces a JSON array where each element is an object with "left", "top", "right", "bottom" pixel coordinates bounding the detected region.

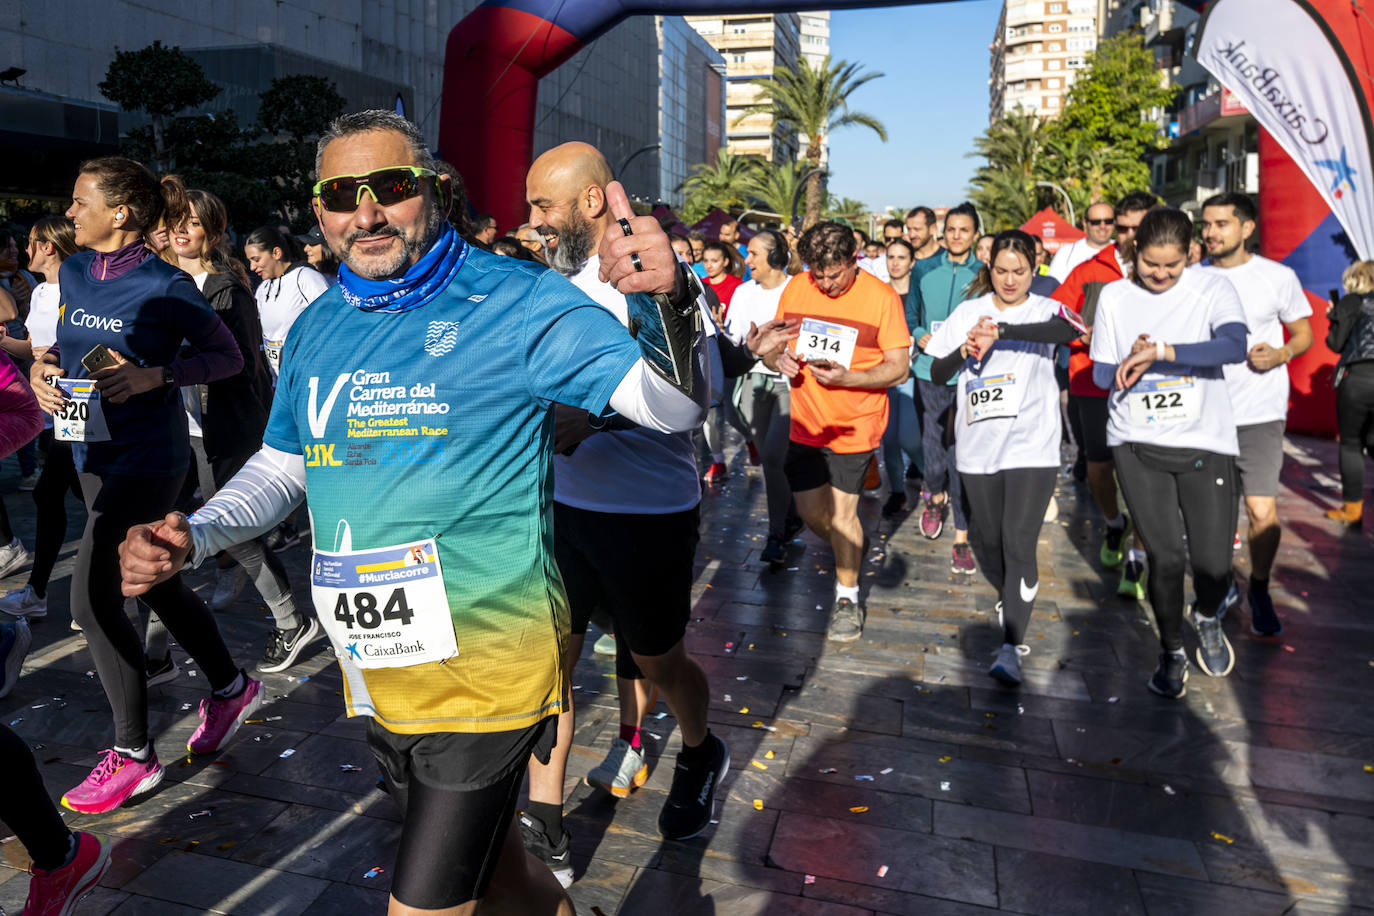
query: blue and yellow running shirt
[{"left": 264, "top": 249, "right": 642, "bottom": 734}]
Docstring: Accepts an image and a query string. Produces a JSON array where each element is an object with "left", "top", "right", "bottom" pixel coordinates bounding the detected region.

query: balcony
[{"left": 1178, "top": 88, "right": 1250, "bottom": 135}]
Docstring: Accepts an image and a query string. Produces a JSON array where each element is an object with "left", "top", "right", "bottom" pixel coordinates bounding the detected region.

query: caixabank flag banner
[{"left": 1195, "top": 0, "right": 1374, "bottom": 259}]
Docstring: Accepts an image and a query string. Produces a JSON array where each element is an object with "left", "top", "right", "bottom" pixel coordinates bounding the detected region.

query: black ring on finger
[
  {"left": 630, "top": 252, "right": 643, "bottom": 272},
  {"left": 617, "top": 218, "right": 633, "bottom": 237}
]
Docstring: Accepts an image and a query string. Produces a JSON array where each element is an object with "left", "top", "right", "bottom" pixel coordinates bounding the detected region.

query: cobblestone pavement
[{"left": 0, "top": 433, "right": 1371, "bottom": 915}]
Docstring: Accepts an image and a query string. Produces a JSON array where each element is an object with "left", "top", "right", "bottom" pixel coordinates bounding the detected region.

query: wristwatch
[{"left": 162, "top": 366, "right": 176, "bottom": 387}]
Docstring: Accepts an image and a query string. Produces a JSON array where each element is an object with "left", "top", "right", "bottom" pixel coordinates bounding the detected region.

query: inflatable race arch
[{"left": 440, "top": 0, "right": 1374, "bottom": 436}]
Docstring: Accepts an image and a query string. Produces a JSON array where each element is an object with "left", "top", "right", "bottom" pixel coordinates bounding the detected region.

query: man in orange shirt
[{"left": 761, "top": 222, "right": 910, "bottom": 641}]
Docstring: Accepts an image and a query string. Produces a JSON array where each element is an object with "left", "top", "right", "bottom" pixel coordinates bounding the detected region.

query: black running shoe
[
  {"left": 905, "top": 464, "right": 923, "bottom": 482},
  {"left": 256, "top": 619, "right": 321, "bottom": 674},
  {"left": 658, "top": 733, "right": 730, "bottom": 840},
  {"left": 1248, "top": 587, "right": 1282, "bottom": 637},
  {"left": 145, "top": 655, "right": 180, "bottom": 687},
  {"left": 782, "top": 514, "right": 805, "bottom": 542},
  {"left": 518, "top": 811, "right": 573, "bottom": 888},
  {"left": 760, "top": 534, "right": 786, "bottom": 566},
  {"left": 881, "top": 492, "right": 906, "bottom": 518},
  {"left": 1148, "top": 651, "right": 1189, "bottom": 699}
]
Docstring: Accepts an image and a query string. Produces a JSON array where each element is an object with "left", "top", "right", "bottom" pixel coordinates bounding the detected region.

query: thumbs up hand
[{"left": 597, "top": 180, "right": 682, "bottom": 297}]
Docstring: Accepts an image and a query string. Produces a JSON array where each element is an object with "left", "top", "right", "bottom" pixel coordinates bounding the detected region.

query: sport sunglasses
[{"left": 312, "top": 166, "right": 439, "bottom": 212}]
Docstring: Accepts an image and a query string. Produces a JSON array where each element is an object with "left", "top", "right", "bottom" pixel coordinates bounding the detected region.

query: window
[
  {"left": 1047, "top": 59, "right": 1061, "bottom": 70},
  {"left": 1047, "top": 78, "right": 1060, "bottom": 88},
  {"left": 1047, "top": 96, "right": 1060, "bottom": 107},
  {"left": 1048, "top": 2, "right": 1063, "bottom": 10},
  {"left": 1067, "top": 57, "right": 1084, "bottom": 68},
  {"left": 1048, "top": 42, "right": 1062, "bottom": 50},
  {"left": 1048, "top": 24, "right": 1062, "bottom": 33}
]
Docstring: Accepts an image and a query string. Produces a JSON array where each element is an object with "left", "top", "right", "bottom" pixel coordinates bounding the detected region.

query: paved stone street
[{"left": 0, "top": 432, "right": 1371, "bottom": 915}]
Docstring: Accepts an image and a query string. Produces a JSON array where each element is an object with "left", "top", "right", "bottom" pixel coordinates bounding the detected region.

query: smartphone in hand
[{"left": 81, "top": 345, "right": 120, "bottom": 374}]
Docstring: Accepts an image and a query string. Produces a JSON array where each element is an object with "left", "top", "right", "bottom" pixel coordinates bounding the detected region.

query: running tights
[
  {"left": 1336, "top": 363, "right": 1374, "bottom": 502},
  {"left": 737, "top": 373, "right": 794, "bottom": 537},
  {"left": 917, "top": 379, "right": 968, "bottom": 529},
  {"left": 73, "top": 472, "right": 239, "bottom": 749},
  {"left": 1112, "top": 444, "right": 1238, "bottom": 651},
  {"left": 0, "top": 723, "right": 71, "bottom": 870},
  {"left": 29, "top": 434, "right": 81, "bottom": 597},
  {"left": 961, "top": 467, "right": 1056, "bottom": 645},
  {"left": 882, "top": 377, "right": 923, "bottom": 488}
]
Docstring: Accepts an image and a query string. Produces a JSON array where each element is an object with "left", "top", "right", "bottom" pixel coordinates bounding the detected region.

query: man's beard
[
  {"left": 547, "top": 210, "right": 597, "bottom": 276},
  {"left": 340, "top": 205, "right": 445, "bottom": 279}
]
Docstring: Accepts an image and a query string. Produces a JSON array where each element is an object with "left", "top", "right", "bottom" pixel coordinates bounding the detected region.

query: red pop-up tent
[{"left": 1018, "top": 208, "right": 1084, "bottom": 254}]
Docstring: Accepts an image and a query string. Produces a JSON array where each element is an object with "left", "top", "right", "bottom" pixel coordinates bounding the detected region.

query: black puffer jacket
[
  {"left": 1328, "top": 292, "right": 1374, "bottom": 377},
  {"left": 188, "top": 271, "right": 274, "bottom": 460}
]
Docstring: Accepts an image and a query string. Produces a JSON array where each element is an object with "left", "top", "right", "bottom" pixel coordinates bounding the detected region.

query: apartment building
[{"left": 989, "top": 0, "right": 1099, "bottom": 122}]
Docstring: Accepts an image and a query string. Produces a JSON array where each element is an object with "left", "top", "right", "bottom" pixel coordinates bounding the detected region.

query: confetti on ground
[
  {"left": 723, "top": 695, "right": 732, "bottom": 703},
  {"left": 938, "top": 756, "right": 952, "bottom": 763},
  {"left": 764, "top": 750, "right": 776, "bottom": 759},
  {"left": 877, "top": 865, "right": 890, "bottom": 878},
  {"left": 297, "top": 676, "right": 309, "bottom": 682},
  {"left": 818, "top": 767, "right": 837, "bottom": 774},
  {"left": 340, "top": 764, "right": 363, "bottom": 772},
  {"left": 655, "top": 712, "right": 667, "bottom": 719},
  {"left": 736, "top": 676, "right": 748, "bottom": 681},
  {"left": 752, "top": 721, "right": 777, "bottom": 731},
  {"left": 85, "top": 671, "right": 94, "bottom": 678},
  {"left": 803, "top": 875, "right": 816, "bottom": 885},
  {"left": 181, "top": 703, "right": 193, "bottom": 711},
  {"left": 279, "top": 748, "right": 296, "bottom": 758},
  {"left": 245, "top": 719, "right": 263, "bottom": 724},
  {"left": 0, "top": 835, "right": 16, "bottom": 844},
  {"left": 752, "top": 799, "right": 764, "bottom": 810},
  {"left": 880, "top": 767, "right": 893, "bottom": 775},
  {"left": 9, "top": 718, "right": 20, "bottom": 726},
  {"left": 189, "top": 810, "right": 211, "bottom": 819},
  {"left": 266, "top": 715, "right": 282, "bottom": 721},
  {"left": 1211, "top": 832, "right": 1234, "bottom": 844},
  {"left": 1365, "top": 765, "right": 1373, "bottom": 774},
  {"left": 1283, "top": 645, "right": 1296, "bottom": 653},
  {"left": 739, "top": 706, "right": 749, "bottom": 713},
  {"left": 1163, "top": 785, "right": 1176, "bottom": 795},
  {"left": 750, "top": 760, "right": 768, "bottom": 770},
  {"left": 364, "top": 866, "right": 385, "bottom": 878},
  {"left": 1108, "top": 697, "right": 1119, "bottom": 703},
  {"left": 849, "top": 806, "right": 869, "bottom": 813},
  {"left": 855, "top": 775, "right": 874, "bottom": 781},
  {"left": 940, "top": 781, "right": 951, "bottom": 791},
  {"left": 217, "top": 842, "right": 238, "bottom": 851}
]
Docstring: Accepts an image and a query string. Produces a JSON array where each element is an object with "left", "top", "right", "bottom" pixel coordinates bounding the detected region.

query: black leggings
[
  {"left": 0, "top": 723, "right": 71, "bottom": 870},
  {"left": 961, "top": 467, "right": 1056, "bottom": 645},
  {"left": 1336, "top": 363, "right": 1374, "bottom": 502},
  {"left": 1113, "top": 444, "right": 1238, "bottom": 651},
  {"left": 30, "top": 433, "right": 82, "bottom": 597},
  {"left": 72, "top": 472, "right": 239, "bottom": 749}
]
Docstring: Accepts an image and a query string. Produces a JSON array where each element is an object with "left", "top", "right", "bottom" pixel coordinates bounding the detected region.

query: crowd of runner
[{"left": 0, "top": 108, "right": 1369, "bottom": 915}]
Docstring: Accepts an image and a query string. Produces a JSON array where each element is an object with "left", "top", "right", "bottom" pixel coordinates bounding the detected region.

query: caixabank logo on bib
[{"left": 344, "top": 638, "right": 426, "bottom": 662}]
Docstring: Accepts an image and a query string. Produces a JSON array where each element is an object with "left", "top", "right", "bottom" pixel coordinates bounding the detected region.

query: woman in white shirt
[
  {"left": 724, "top": 228, "right": 797, "bottom": 566},
  {"left": 243, "top": 227, "right": 331, "bottom": 378},
  {"left": 1089, "top": 208, "right": 1249, "bottom": 697},
  {"left": 926, "top": 231, "right": 1083, "bottom": 686}
]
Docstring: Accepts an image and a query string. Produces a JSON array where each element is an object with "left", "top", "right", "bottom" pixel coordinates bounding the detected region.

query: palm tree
[
  {"left": 680, "top": 150, "right": 759, "bottom": 224},
  {"left": 735, "top": 56, "right": 886, "bottom": 229},
  {"left": 1042, "top": 134, "right": 1146, "bottom": 219},
  {"left": 746, "top": 159, "right": 809, "bottom": 223},
  {"left": 823, "top": 195, "right": 870, "bottom": 224},
  {"left": 967, "top": 111, "right": 1050, "bottom": 230}
]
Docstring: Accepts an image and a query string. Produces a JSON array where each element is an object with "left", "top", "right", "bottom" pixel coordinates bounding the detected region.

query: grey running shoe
[
  {"left": 826, "top": 598, "right": 865, "bottom": 642},
  {"left": 1189, "top": 605, "right": 1235, "bottom": 677},
  {"left": 988, "top": 643, "right": 1025, "bottom": 686},
  {"left": 585, "top": 737, "right": 648, "bottom": 797}
]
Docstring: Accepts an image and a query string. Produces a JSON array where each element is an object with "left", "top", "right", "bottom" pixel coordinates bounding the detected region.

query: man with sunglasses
[
  {"left": 116, "top": 110, "right": 710, "bottom": 916},
  {"left": 1048, "top": 202, "right": 1116, "bottom": 283},
  {"left": 1052, "top": 191, "right": 1158, "bottom": 600}
]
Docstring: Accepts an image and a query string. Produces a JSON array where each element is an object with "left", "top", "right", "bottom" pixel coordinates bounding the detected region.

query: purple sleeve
[
  {"left": 1169, "top": 322, "right": 1248, "bottom": 367},
  {"left": 169, "top": 313, "right": 244, "bottom": 387},
  {"left": 0, "top": 365, "right": 43, "bottom": 459}
]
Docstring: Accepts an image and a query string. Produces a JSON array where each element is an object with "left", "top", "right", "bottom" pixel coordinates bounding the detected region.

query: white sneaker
[
  {"left": 0, "top": 538, "right": 31, "bottom": 579},
  {"left": 210, "top": 566, "right": 249, "bottom": 611},
  {"left": 0, "top": 584, "right": 45, "bottom": 619}
]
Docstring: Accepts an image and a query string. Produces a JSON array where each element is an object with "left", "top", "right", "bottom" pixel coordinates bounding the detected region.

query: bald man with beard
[{"left": 519, "top": 143, "right": 728, "bottom": 881}]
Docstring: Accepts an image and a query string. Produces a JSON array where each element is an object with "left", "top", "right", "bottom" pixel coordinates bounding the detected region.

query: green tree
[
  {"left": 1053, "top": 31, "right": 1176, "bottom": 154},
  {"left": 823, "top": 195, "right": 869, "bottom": 223},
  {"left": 746, "top": 159, "right": 809, "bottom": 223},
  {"left": 735, "top": 56, "right": 886, "bottom": 229},
  {"left": 681, "top": 151, "right": 759, "bottom": 224},
  {"left": 98, "top": 41, "right": 221, "bottom": 171},
  {"left": 250, "top": 75, "right": 347, "bottom": 228}
]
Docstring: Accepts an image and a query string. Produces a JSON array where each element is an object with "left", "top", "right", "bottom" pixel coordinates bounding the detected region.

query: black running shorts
[
  {"left": 368, "top": 717, "right": 555, "bottom": 908},
  {"left": 784, "top": 441, "right": 873, "bottom": 494}
]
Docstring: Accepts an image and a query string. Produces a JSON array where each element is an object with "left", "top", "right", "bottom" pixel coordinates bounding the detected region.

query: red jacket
[{"left": 1052, "top": 244, "right": 1126, "bottom": 398}]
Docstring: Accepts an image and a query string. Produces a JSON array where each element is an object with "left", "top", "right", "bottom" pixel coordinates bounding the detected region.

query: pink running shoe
[
  {"left": 61, "top": 750, "right": 163, "bottom": 814},
  {"left": 920, "top": 499, "right": 946, "bottom": 540},
  {"left": 24, "top": 831, "right": 111, "bottom": 916},
  {"left": 188, "top": 675, "right": 263, "bottom": 755}
]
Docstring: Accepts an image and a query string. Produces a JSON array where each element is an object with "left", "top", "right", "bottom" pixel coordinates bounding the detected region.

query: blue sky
[{"left": 826, "top": 1, "right": 1002, "bottom": 213}]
